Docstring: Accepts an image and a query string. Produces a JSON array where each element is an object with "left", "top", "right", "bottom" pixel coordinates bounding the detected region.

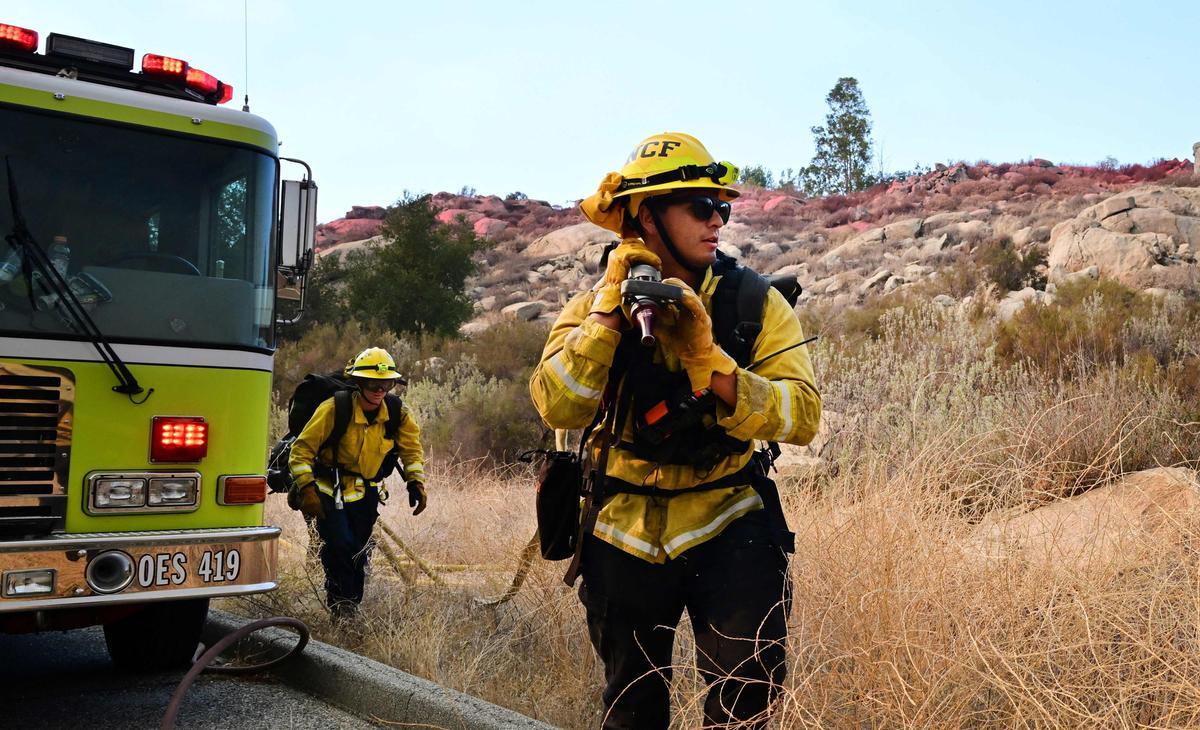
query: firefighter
[
  {"left": 289, "top": 347, "right": 427, "bottom": 618},
  {"left": 530, "top": 132, "right": 821, "bottom": 729}
]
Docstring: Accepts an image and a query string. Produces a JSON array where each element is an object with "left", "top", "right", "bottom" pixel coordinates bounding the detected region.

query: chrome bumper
[{"left": 0, "top": 526, "right": 279, "bottom": 613}]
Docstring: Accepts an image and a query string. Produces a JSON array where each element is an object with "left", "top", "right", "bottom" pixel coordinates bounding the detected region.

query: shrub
[
  {"left": 977, "top": 238, "right": 1047, "bottom": 291},
  {"left": 405, "top": 359, "right": 542, "bottom": 462}
]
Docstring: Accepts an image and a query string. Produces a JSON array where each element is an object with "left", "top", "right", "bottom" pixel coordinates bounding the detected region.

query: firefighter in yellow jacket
[
  {"left": 530, "top": 133, "right": 820, "bottom": 729},
  {"left": 289, "top": 347, "right": 426, "bottom": 617}
]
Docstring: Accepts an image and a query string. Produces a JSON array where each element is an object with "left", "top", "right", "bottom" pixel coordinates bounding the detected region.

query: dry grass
[{"left": 234, "top": 300, "right": 1200, "bottom": 728}]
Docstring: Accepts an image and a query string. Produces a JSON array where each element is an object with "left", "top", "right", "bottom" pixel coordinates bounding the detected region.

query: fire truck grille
[{"left": 0, "top": 366, "right": 73, "bottom": 538}]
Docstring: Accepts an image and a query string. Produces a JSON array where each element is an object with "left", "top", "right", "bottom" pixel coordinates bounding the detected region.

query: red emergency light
[
  {"left": 142, "top": 53, "right": 188, "bottom": 81},
  {"left": 150, "top": 416, "right": 208, "bottom": 462},
  {"left": 186, "top": 67, "right": 234, "bottom": 105},
  {"left": 0, "top": 23, "right": 38, "bottom": 54}
]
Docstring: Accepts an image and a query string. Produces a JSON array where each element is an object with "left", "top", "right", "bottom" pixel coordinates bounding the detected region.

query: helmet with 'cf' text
[
  {"left": 580, "top": 132, "right": 740, "bottom": 235},
  {"left": 345, "top": 347, "right": 404, "bottom": 381}
]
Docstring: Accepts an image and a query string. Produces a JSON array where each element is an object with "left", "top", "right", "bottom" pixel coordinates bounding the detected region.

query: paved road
[{"left": 0, "top": 626, "right": 374, "bottom": 729}]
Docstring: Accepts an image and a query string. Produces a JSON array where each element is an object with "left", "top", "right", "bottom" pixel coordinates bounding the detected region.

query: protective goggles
[
  {"left": 616, "top": 161, "right": 739, "bottom": 193},
  {"left": 357, "top": 380, "right": 396, "bottom": 393},
  {"left": 659, "top": 194, "right": 732, "bottom": 224}
]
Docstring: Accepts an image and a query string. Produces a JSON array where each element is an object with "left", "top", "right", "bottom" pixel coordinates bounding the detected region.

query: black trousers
[
  {"left": 579, "top": 510, "right": 792, "bottom": 730},
  {"left": 313, "top": 487, "right": 380, "bottom": 611}
]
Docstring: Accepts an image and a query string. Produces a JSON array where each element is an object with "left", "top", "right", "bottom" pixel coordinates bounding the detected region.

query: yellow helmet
[
  {"left": 345, "top": 347, "right": 404, "bottom": 381},
  {"left": 581, "top": 132, "right": 740, "bottom": 234}
]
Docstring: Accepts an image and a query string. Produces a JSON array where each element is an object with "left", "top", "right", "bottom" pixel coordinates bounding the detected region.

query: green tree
[
  {"left": 802, "top": 77, "right": 875, "bottom": 195},
  {"left": 343, "top": 194, "right": 488, "bottom": 337},
  {"left": 738, "top": 165, "right": 775, "bottom": 188}
]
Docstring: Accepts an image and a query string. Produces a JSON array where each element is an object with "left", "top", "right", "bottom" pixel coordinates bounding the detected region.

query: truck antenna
[{"left": 242, "top": 0, "right": 251, "bottom": 112}]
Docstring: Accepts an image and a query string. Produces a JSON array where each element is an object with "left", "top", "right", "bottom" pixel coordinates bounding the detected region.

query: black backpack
[
  {"left": 267, "top": 372, "right": 405, "bottom": 497},
  {"left": 710, "top": 250, "right": 802, "bottom": 365}
]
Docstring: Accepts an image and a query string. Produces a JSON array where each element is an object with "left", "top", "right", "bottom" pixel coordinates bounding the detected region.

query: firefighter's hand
[
  {"left": 589, "top": 240, "right": 662, "bottom": 317},
  {"left": 407, "top": 481, "right": 427, "bottom": 516},
  {"left": 297, "top": 484, "right": 325, "bottom": 520},
  {"left": 658, "top": 278, "right": 737, "bottom": 391}
]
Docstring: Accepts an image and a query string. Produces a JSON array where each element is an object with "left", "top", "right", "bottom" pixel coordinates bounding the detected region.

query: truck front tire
[{"left": 103, "top": 597, "right": 210, "bottom": 671}]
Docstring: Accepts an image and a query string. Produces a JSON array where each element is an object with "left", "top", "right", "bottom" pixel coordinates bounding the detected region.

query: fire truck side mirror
[{"left": 278, "top": 178, "right": 317, "bottom": 275}]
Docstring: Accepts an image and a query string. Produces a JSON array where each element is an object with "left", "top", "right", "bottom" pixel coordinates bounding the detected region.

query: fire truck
[{"left": 0, "top": 22, "right": 315, "bottom": 669}]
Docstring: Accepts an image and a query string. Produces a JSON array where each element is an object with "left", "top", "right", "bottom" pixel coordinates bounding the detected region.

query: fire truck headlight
[
  {"left": 148, "top": 477, "right": 198, "bottom": 507},
  {"left": 3, "top": 569, "right": 55, "bottom": 597},
  {"left": 92, "top": 478, "right": 146, "bottom": 509}
]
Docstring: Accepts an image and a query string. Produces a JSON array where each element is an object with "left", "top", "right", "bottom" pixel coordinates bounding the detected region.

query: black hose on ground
[{"left": 161, "top": 616, "right": 311, "bottom": 730}]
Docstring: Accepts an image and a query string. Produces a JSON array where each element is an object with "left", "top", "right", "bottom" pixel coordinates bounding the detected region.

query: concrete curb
[{"left": 203, "top": 610, "right": 556, "bottom": 730}]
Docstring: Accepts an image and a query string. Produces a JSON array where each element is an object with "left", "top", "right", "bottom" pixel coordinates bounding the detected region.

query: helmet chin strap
[{"left": 648, "top": 204, "right": 707, "bottom": 275}]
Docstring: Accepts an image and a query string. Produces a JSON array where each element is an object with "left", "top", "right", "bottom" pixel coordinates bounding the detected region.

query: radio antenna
[{"left": 242, "top": 0, "right": 251, "bottom": 112}]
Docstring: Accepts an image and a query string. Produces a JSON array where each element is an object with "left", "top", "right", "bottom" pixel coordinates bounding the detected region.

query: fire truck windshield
[{"left": 0, "top": 105, "right": 277, "bottom": 350}]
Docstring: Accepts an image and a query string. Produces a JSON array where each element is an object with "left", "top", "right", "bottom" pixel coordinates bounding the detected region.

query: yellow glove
[
  {"left": 297, "top": 484, "right": 325, "bottom": 520},
  {"left": 579, "top": 171, "right": 626, "bottom": 234},
  {"left": 407, "top": 481, "right": 427, "bottom": 516},
  {"left": 658, "top": 278, "right": 737, "bottom": 391},
  {"left": 590, "top": 240, "right": 662, "bottom": 315}
]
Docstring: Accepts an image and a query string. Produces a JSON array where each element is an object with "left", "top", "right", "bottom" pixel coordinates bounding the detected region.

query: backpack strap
[
  {"left": 318, "top": 389, "right": 354, "bottom": 471},
  {"left": 383, "top": 393, "right": 405, "bottom": 441},
  {"left": 712, "top": 259, "right": 769, "bottom": 368}
]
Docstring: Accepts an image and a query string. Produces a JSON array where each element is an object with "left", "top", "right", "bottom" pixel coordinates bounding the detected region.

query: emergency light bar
[
  {"left": 0, "top": 23, "right": 233, "bottom": 105},
  {"left": 142, "top": 53, "right": 188, "bottom": 80},
  {"left": 46, "top": 33, "right": 134, "bottom": 70},
  {"left": 0, "top": 23, "right": 38, "bottom": 54},
  {"left": 186, "top": 67, "right": 234, "bottom": 104}
]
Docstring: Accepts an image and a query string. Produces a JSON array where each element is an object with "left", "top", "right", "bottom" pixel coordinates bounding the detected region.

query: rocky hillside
[{"left": 315, "top": 157, "right": 1199, "bottom": 332}]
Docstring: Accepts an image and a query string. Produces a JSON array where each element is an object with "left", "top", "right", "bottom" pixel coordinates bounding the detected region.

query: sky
[{"left": 7, "top": 1, "right": 1199, "bottom": 223}]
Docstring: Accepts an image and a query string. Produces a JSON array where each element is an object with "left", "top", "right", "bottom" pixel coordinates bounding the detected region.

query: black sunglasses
[{"left": 662, "top": 194, "right": 731, "bottom": 224}]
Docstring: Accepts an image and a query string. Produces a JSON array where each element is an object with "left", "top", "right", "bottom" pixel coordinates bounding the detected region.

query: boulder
[
  {"left": 459, "top": 320, "right": 492, "bottom": 337},
  {"left": 996, "top": 287, "right": 1051, "bottom": 321},
  {"left": 755, "top": 242, "right": 783, "bottom": 259},
  {"left": 314, "top": 218, "right": 384, "bottom": 248},
  {"left": 501, "top": 301, "right": 546, "bottom": 321},
  {"left": 1049, "top": 265, "right": 1099, "bottom": 287},
  {"left": 858, "top": 269, "right": 892, "bottom": 295},
  {"left": 882, "top": 218, "right": 923, "bottom": 241},
  {"left": 770, "top": 263, "right": 808, "bottom": 278},
  {"left": 525, "top": 222, "right": 615, "bottom": 259},
  {"left": 969, "top": 468, "right": 1200, "bottom": 572},
  {"left": 436, "top": 208, "right": 484, "bottom": 225},
  {"left": 477, "top": 295, "right": 499, "bottom": 312},
  {"left": 921, "top": 211, "right": 972, "bottom": 232},
  {"left": 473, "top": 217, "right": 508, "bottom": 238},
  {"left": 762, "top": 195, "right": 804, "bottom": 213},
  {"left": 917, "top": 233, "right": 950, "bottom": 258},
  {"left": 1047, "top": 224, "right": 1169, "bottom": 284},
  {"left": 346, "top": 205, "right": 386, "bottom": 220}
]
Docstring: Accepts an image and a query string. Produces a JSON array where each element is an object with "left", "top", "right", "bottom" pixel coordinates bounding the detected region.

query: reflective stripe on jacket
[
  {"left": 289, "top": 393, "right": 425, "bottom": 503},
  {"left": 530, "top": 266, "right": 821, "bottom": 563}
]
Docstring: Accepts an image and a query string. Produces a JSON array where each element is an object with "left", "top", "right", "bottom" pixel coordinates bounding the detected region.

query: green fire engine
[{"left": 0, "top": 21, "right": 315, "bottom": 669}]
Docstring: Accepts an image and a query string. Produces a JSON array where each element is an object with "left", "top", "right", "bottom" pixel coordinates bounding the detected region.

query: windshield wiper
[{"left": 4, "top": 157, "right": 152, "bottom": 404}]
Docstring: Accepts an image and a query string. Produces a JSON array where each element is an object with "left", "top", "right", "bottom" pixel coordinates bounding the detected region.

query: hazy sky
[{"left": 8, "top": 1, "right": 1198, "bottom": 222}]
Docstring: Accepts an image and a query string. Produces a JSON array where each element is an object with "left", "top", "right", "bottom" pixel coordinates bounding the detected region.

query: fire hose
[{"left": 161, "top": 616, "right": 311, "bottom": 730}]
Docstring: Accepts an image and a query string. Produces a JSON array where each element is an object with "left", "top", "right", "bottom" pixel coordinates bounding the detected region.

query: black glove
[{"left": 407, "top": 481, "right": 427, "bottom": 516}]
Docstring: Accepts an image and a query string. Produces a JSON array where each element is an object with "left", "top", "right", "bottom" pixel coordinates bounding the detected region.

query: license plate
[{"left": 132, "top": 548, "right": 242, "bottom": 588}]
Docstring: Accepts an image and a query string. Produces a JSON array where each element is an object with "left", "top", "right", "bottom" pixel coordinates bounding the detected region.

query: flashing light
[
  {"left": 220, "top": 476, "right": 267, "bottom": 505},
  {"left": 142, "top": 53, "right": 188, "bottom": 81},
  {"left": 150, "top": 416, "right": 208, "bottom": 462},
  {"left": 186, "top": 67, "right": 218, "bottom": 94},
  {"left": 0, "top": 23, "right": 38, "bottom": 54},
  {"left": 186, "top": 67, "right": 234, "bottom": 105}
]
